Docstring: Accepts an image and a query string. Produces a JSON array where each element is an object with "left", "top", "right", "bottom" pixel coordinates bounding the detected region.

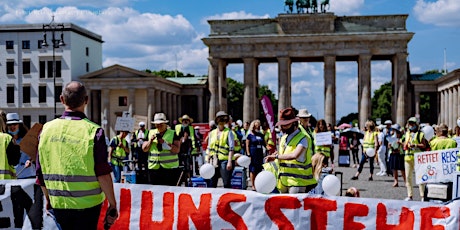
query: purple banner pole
[{"left": 260, "top": 95, "right": 276, "bottom": 146}]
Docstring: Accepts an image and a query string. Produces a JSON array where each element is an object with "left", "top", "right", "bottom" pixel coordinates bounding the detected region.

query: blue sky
[{"left": 2, "top": 0, "right": 459, "bottom": 121}]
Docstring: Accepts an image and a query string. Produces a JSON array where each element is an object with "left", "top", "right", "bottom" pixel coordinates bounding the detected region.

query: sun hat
[
  {"left": 215, "top": 111, "right": 229, "bottom": 123},
  {"left": 6, "top": 113, "right": 23, "bottom": 125},
  {"left": 139, "top": 121, "right": 146, "bottom": 127},
  {"left": 297, "top": 109, "right": 312, "bottom": 118},
  {"left": 178, "top": 114, "right": 193, "bottom": 123},
  {"left": 152, "top": 113, "right": 169, "bottom": 124},
  {"left": 275, "top": 107, "right": 299, "bottom": 126},
  {"left": 384, "top": 120, "right": 392, "bottom": 125}
]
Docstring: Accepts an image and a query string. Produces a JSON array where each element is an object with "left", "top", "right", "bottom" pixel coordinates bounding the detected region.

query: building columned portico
[{"left": 203, "top": 13, "right": 413, "bottom": 127}]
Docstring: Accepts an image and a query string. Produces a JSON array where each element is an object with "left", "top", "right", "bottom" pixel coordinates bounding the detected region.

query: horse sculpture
[
  {"left": 311, "top": 0, "right": 318, "bottom": 13},
  {"left": 285, "top": 0, "right": 294, "bottom": 13},
  {"left": 295, "top": 0, "right": 311, "bottom": 14},
  {"left": 320, "top": 0, "right": 330, "bottom": 13}
]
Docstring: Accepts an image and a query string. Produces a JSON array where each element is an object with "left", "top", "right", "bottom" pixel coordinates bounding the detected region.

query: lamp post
[{"left": 41, "top": 16, "right": 65, "bottom": 118}]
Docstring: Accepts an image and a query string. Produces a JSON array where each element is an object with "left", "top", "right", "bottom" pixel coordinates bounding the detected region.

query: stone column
[
  {"left": 358, "top": 54, "right": 371, "bottom": 129},
  {"left": 168, "top": 93, "right": 173, "bottom": 122},
  {"left": 277, "top": 57, "right": 291, "bottom": 112},
  {"left": 449, "top": 88, "right": 453, "bottom": 127},
  {"left": 155, "top": 90, "right": 161, "bottom": 113},
  {"left": 438, "top": 91, "right": 443, "bottom": 124},
  {"left": 197, "top": 94, "right": 203, "bottom": 123},
  {"left": 208, "top": 58, "right": 219, "bottom": 120},
  {"left": 414, "top": 91, "right": 420, "bottom": 117},
  {"left": 394, "top": 53, "right": 408, "bottom": 126},
  {"left": 147, "top": 88, "right": 155, "bottom": 129},
  {"left": 218, "top": 59, "right": 228, "bottom": 112},
  {"left": 243, "top": 58, "right": 259, "bottom": 123},
  {"left": 128, "top": 88, "right": 135, "bottom": 116},
  {"left": 453, "top": 86, "right": 458, "bottom": 127},
  {"left": 324, "top": 55, "right": 336, "bottom": 126},
  {"left": 85, "top": 89, "right": 91, "bottom": 119},
  {"left": 101, "top": 89, "right": 110, "bottom": 137},
  {"left": 445, "top": 90, "right": 449, "bottom": 125},
  {"left": 172, "top": 93, "right": 177, "bottom": 121}
]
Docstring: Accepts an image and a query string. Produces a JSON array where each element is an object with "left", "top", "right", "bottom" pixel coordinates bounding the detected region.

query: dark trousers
[
  {"left": 148, "top": 167, "right": 181, "bottom": 186},
  {"left": 28, "top": 184, "right": 44, "bottom": 230},
  {"left": 54, "top": 203, "right": 102, "bottom": 230},
  {"left": 357, "top": 152, "right": 374, "bottom": 174},
  {"left": 11, "top": 185, "right": 32, "bottom": 228}
]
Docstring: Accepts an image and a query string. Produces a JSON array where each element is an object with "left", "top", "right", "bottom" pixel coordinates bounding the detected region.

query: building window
[
  {"left": 23, "top": 86, "right": 30, "bottom": 103},
  {"left": 6, "top": 60, "right": 14, "bottom": 75},
  {"left": 40, "top": 61, "right": 46, "bottom": 78},
  {"left": 6, "top": 41, "right": 13, "bottom": 49},
  {"left": 23, "top": 60, "right": 31, "bottom": 74},
  {"left": 38, "top": 40, "right": 43, "bottom": 49},
  {"left": 55, "top": 85, "right": 62, "bottom": 103},
  {"left": 39, "top": 86, "right": 47, "bottom": 103},
  {"left": 86, "top": 63, "right": 89, "bottom": 72},
  {"left": 23, "top": 116, "right": 31, "bottom": 129},
  {"left": 86, "top": 47, "right": 89, "bottom": 56},
  {"left": 39, "top": 115, "right": 47, "bottom": 124},
  {"left": 7, "top": 86, "right": 14, "bottom": 103},
  {"left": 22, "top": 40, "right": 30, "bottom": 49},
  {"left": 45, "top": 60, "right": 62, "bottom": 78},
  {"left": 118, "top": 96, "right": 127, "bottom": 106}
]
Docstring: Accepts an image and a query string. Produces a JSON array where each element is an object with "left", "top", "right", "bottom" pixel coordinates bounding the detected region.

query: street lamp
[{"left": 41, "top": 16, "right": 65, "bottom": 118}]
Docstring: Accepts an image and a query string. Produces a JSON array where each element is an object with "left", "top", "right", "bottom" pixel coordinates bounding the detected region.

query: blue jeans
[
  {"left": 211, "top": 160, "right": 234, "bottom": 188},
  {"left": 112, "top": 165, "right": 123, "bottom": 183},
  {"left": 357, "top": 152, "right": 374, "bottom": 175}
]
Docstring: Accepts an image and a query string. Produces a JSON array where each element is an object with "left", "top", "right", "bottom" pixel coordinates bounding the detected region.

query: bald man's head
[{"left": 61, "top": 81, "right": 88, "bottom": 109}]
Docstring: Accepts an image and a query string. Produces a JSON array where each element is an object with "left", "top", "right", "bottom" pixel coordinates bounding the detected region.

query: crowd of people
[{"left": 2, "top": 80, "right": 460, "bottom": 228}]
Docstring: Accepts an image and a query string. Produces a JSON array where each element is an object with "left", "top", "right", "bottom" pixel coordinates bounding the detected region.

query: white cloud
[
  {"left": 413, "top": 0, "right": 460, "bottom": 26},
  {"left": 329, "top": 0, "right": 365, "bottom": 15},
  {"left": 201, "top": 11, "right": 270, "bottom": 25}
]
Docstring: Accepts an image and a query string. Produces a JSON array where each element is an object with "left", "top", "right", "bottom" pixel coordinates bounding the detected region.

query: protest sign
[
  {"left": 315, "top": 131, "right": 332, "bottom": 146},
  {"left": 414, "top": 148, "right": 458, "bottom": 184},
  {"left": 19, "top": 123, "right": 43, "bottom": 160}
]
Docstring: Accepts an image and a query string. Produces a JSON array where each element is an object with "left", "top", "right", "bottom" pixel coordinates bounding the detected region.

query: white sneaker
[
  {"left": 404, "top": 197, "right": 412, "bottom": 201},
  {"left": 376, "top": 172, "right": 384, "bottom": 176}
]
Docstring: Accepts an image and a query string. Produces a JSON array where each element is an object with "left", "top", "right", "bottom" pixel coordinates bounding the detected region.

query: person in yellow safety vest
[
  {"left": 262, "top": 122, "right": 276, "bottom": 154},
  {"left": 403, "top": 116, "right": 428, "bottom": 201},
  {"left": 175, "top": 114, "right": 195, "bottom": 170},
  {"left": 207, "top": 111, "right": 235, "bottom": 188},
  {"left": 297, "top": 108, "right": 315, "bottom": 154},
  {"left": 266, "top": 107, "right": 317, "bottom": 194},
  {"left": 36, "top": 81, "right": 117, "bottom": 229},
  {"left": 351, "top": 120, "right": 378, "bottom": 181},
  {"left": 142, "top": 113, "right": 181, "bottom": 186},
  {"left": 0, "top": 114, "right": 20, "bottom": 179},
  {"left": 108, "top": 130, "right": 130, "bottom": 183}
]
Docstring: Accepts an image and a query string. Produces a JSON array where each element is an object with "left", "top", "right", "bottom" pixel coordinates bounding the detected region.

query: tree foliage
[
  {"left": 371, "top": 82, "right": 392, "bottom": 122},
  {"left": 144, "top": 69, "right": 196, "bottom": 78}
]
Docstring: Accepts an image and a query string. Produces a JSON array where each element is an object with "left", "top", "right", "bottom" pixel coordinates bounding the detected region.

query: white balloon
[
  {"left": 199, "top": 163, "right": 215, "bottom": 179},
  {"left": 366, "top": 147, "right": 375, "bottom": 157},
  {"left": 322, "top": 175, "right": 341, "bottom": 196},
  {"left": 236, "top": 155, "right": 251, "bottom": 168},
  {"left": 422, "top": 125, "right": 434, "bottom": 141},
  {"left": 255, "top": 171, "right": 277, "bottom": 194},
  {"left": 457, "top": 118, "right": 460, "bottom": 127}
]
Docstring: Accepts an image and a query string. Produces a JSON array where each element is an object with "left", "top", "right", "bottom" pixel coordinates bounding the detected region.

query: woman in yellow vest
[
  {"left": 266, "top": 107, "right": 317, "bottom": 194},
  {"left": 142, "top": 113, "right": 181, "bottom": 186},
  {"left": 311, "top": 119, "right": 331, "bottom": 180},
  {"left": 403, "top": 117, "right": 428, "bottom": 201},
  {"left": 108, "top": 130, "right": 130, "bottom": 183},
  {"left": 0, "top": 115, "right": 20, "bottom": 179},
  {"left": 351, "top": 120, "right": 378, "bottom": 181}
]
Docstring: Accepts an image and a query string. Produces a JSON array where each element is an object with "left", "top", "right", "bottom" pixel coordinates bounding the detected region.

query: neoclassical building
[
  {"left": 80, "top": 64, "right": 209, "bottom": 138},
  {"left": 203, "top": 13, "right": 414, "bottom": 127}
]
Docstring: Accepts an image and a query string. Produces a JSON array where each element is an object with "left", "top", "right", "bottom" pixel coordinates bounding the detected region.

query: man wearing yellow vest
[
  {"left": 36, "top": 81, "right": 117, "bottom": 229},
  {"left": 297, "top": 108, "right": 315, "bottom": 155},
  {"left": 108, "top": 130, "right": 130, "bottom": 183},
  {"left": 266, "top": 107, "right": 317, "bottom": 194},
  {"left": 142, "top": 113, "right": 181, "bottom": 186},
  {"left": 207, "top": 111, "right": 235, "bottom": 188},
  {"left": 0, "top": 115, "right": 20, "bottom": 179},
  {"left": 403, "top": 117, "right": 428, "bottom": 201},
  {"left": 174, "top": 114, "right": 195, "bottom": 176}
]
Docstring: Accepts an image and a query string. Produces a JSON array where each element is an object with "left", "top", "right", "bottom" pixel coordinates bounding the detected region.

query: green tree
[
  {"left": 371, "top": 82, "right": 392, "bottom": 122},
  {"left": 148, "top": 69, "right": 185, "bottom": 78}
]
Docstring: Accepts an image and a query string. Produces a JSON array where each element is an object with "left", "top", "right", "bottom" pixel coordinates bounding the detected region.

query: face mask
[
  {"left": 409, "top": 126, "right": 417, "bottom": 132},
  {"left": 8, "top": 129, "right": 19, "bottom": 135}
]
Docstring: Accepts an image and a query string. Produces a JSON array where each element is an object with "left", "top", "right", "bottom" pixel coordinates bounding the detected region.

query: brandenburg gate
[{"left": 203, "top": 13, "right": 414, "bottom": 127}]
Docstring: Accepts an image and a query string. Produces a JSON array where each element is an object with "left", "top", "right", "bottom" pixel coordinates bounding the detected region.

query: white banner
[
  {"left": 315, "top": 131, "right": 332, "bottom": 146},
  {"left": 1, "top": 180, "right": 460, "bottom": 229},
  {"left": 414, "top": 148, "right": 459, "bottom": 184}
]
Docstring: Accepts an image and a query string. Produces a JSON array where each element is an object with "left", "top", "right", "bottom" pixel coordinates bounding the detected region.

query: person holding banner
[
  {"left": 36, "top": 81, "right": 118, "bottom": 229},
  {"left": 0, "top": 115, "right": 20, "bottom": 179},
  {"left": 207, "top": 111, "right": 235, "bottom": 188},
  {"left": 266, "top": 107, "right": 317, "bottom": 194},
  {"left": 142, "top": 113, "right": 181, "bottom": 186},
  {"left": 312, "top": 119, "right": 331, "bottom": 180},
  {"left": 351, "top": 120, "right": 378, "bottom": 181},
  {"left": 403, "top": 116, "right": 428, "bottom": 201},
  {"left": 108, "top": 130, "right": 130, "bottom": 183}
]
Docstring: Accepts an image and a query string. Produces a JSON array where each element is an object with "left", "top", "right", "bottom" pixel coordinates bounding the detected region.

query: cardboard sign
[
  {"left": 115, "top": 117, "right": 134, "bottom": 132},
  {"left": 19, "top": 123, "right": 43, "bottom": 160},
  {"left": 315, "top": 131, "right": 332, "bottom": 146}
]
